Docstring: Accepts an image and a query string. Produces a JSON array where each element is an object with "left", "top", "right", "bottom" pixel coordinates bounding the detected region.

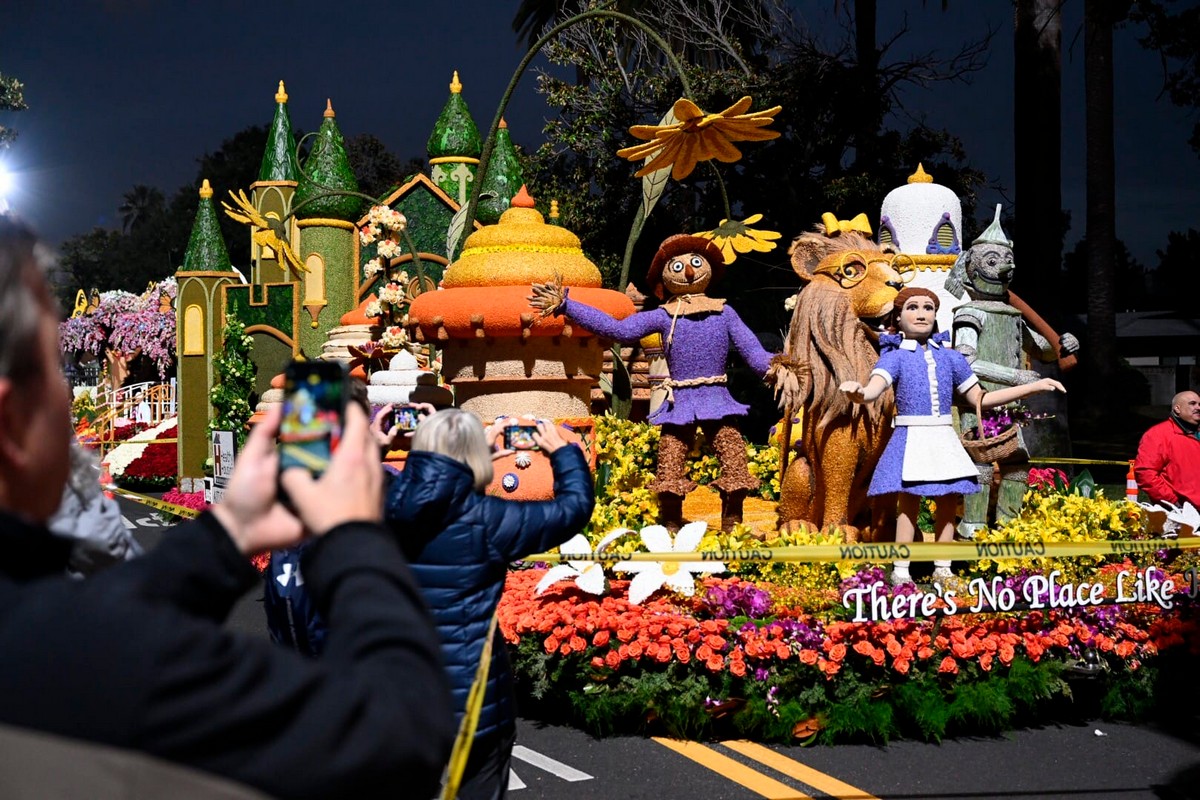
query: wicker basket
[{"left": 961, "top": 394, "right": 1021, "bottom": 465}]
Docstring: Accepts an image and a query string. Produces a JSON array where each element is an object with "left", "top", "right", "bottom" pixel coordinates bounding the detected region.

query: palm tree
[
  {"left": 1083, "top": 0, "right": 1120, "bottom": 415},
  {"left": 118, "top": 185, "right": 165, "bottom": 234},
  {"left": 1013, "top": 0, "right": 1064, "bottom": 315}
]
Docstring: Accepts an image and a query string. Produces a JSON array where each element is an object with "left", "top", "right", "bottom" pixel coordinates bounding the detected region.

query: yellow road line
[
  {"left": 723, "top": 740, "right": 879, "bottom": 800},
  {"left": 652, "top": 737, "right": 812, "bottom": 799}
]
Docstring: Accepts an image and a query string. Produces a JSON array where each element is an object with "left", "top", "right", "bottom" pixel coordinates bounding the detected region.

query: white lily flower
[
  {"left": 535, "top": 530, "right": 630, "bottom": 597},
  {"left": 612, "top": 521, "right": 725, "bottom": 605}
]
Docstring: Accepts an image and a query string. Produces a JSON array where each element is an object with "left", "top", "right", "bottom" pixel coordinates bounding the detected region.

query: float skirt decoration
[{"left": 500, "top": 483, "right": 1200, "bottom": 744}]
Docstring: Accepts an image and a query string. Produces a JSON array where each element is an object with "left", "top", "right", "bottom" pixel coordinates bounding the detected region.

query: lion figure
[{"left": 777, "top": 229, "right": 904, "bottom": 542}]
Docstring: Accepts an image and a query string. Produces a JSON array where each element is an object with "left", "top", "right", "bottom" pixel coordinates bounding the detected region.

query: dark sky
[{"left": 1, "top": 0, "right": 1197, "bottom": 272}]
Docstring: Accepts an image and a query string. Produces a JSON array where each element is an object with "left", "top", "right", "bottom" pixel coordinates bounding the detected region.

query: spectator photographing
[
  {"left": 0, "top": 215, "right": 453, "bottom": 799},
  {"left": 377, "top": 408, "right": 595, "bottom": 800}
]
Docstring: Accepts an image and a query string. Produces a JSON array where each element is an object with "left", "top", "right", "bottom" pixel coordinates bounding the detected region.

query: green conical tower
[
  {"left": 259, "top": 80, "right": 299, "bottom": 182},
  {"left": 294, "top": 99, "right": 361, "bottom": 220},
  {"left": 476, "top": 118, "right": 525, "bottom": 225},
  {"left": 253, "top": 81, "right": 299, "bottom": 286},
  {"left": 427, "top": 71, "right": 481, "bottom": 206},
  {"left": 175, "top": 180, "right": 240, "bottom": 486},
  {"left": 180, "top": 179, "right": 232, "bottom": 272}
]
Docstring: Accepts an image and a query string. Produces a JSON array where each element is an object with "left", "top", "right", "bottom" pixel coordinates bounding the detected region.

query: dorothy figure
[{"left": 839, "top": 287, "right": 1064, "bottom": 587}]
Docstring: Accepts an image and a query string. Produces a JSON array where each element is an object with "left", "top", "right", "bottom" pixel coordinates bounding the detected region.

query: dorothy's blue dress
[{"left": 867, "top": 332, "right": 982, "bottom": 497}]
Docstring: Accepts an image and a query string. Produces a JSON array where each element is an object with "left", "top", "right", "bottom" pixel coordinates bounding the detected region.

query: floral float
[
  {"left": 59, "top": 280, "right": 178, "bottom": 380},
  {"left": 500, "top": 418, "right": 1199, "bottom": 744},
  {"left": 102, "top": 417, "right": 178, "bottom": 489}
]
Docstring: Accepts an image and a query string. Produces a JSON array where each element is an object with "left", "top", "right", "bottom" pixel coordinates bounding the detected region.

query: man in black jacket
[{"left": 0, "top": 215, "right": 454, "bottom": 798}]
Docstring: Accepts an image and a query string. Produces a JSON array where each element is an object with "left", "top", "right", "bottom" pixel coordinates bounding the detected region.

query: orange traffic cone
[
  {"left": 1126, "top": 461, "right": 1139, "bottom": 504},
  {"left": 99, "top": 462, "right": 114, "bottom": 500}
]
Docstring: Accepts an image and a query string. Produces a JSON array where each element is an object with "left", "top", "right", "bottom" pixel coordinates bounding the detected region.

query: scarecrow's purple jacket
[{"left": 562, "top": 297, "right": 773, "bottom": 426}]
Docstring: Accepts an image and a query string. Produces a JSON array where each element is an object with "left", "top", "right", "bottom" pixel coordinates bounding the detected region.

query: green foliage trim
[{"left": 208, "top": 316, "right": 255, "bottom": 449}]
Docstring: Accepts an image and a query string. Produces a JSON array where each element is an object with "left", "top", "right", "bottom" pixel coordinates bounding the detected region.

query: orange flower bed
[{"left": 500, "top": 566, "right": 1200, "bottom": 743}]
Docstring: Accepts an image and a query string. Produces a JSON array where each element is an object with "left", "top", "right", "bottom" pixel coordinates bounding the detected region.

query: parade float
[{"left": 97, "top": 8, "right": 1196, "bottom": 749}]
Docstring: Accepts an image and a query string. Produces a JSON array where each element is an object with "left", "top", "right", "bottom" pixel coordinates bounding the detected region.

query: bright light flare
[{"left": 0, "top": 162, "right": 12, "bottom": 208}]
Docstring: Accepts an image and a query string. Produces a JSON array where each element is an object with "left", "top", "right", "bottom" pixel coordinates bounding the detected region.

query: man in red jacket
[{"left": 1135, "top": 390, "right": 1200, "bottom": 508}]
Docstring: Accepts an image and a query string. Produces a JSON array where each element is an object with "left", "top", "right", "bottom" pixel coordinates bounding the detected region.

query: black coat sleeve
[
  {"left": 95, "top": 511, "right": 259, "bottom": 623},
  {"left": 487, "top": 444, "right": 596, "bottom": 561},
  {"left": 129, "top": 521, "right": 454, "bottom": 799}
]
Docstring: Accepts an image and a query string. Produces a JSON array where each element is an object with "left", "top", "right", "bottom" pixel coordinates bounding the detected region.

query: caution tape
[
  {"left": 1028, "top": 457, "right": 1132, "bottom": 466},
  {"left": 527, "top": 538, "right": 1200, "bottom": 565},
  {"left": 108, "top": 486, "right": 201, "bottom": 519}
]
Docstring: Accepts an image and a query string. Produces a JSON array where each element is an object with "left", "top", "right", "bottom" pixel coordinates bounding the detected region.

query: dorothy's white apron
[{"left": 894, "top": 415, "right": 978, "bottom": 482}]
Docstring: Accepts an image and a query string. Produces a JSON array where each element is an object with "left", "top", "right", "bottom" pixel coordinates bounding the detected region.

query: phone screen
[
  {"left": 394, "top": 405, "right": 420, "bottom": 432},
  {"left": 504, "top": 424, "right": 540, "bottom": 451},
  {"left": 279, "top": 361, "right": 347, "bottom": 476}
]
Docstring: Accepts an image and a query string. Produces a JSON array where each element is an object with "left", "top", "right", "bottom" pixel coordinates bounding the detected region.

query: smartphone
[
  {"left": 394, "top": 405, "right": 420, "bottom": 432},
  {"left": 503, "top": 424, "right": 540, "bottom": 451},
  {"left": 278, "top": 360, "right": 348, "bottom": 476}
]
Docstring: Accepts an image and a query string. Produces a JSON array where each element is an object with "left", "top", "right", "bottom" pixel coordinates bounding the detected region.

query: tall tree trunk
[
  {"left": 852, "top": 0, "right": 879, "bottom": 173},
  {"left": 1083, "top": 0, "right": 1118, "bottom": 417},
  {"left": 1013, "top": 0, "right": 1063, "bottom": 314}
]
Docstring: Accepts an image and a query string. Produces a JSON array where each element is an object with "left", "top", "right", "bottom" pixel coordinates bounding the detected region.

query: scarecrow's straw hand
[
  {"left": 528, "top": 277, "right": 567, "bottom": 319},
  {"left": 766, "top": 353, "right": 807, "bottom": 413}
]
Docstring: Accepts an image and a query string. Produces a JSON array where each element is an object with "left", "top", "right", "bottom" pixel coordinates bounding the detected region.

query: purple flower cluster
[
  {"left": 111, "top": 309, "right": 176, "bottom": 378},
  {"left": 705, "top": 581, "right": 772, "bottom": 619},
  {"left": 972, "top": 402, "right": 1050, "bottom": 439},
  {"left": 58, "top": 282, "right": 178, "bottom": 378},
  {"left": 58, "top": 315, "right": 107, "bottom": 356},
  {"left": 742, "top": 617, "right": 825, "bottom": 651}
]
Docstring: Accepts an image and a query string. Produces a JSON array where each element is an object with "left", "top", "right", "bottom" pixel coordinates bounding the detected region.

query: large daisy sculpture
[
  {"left": 696, "top": 213, "right": 782, "bottom": 264},
  {"left": 616, "top": 96, "right": 781, "bottom": 181},
  {"left": 611, "top": 521, "right": 726, "bottom": 605},
  {"left": 535, "top": 529, "right": 631, "bottom": 597}
]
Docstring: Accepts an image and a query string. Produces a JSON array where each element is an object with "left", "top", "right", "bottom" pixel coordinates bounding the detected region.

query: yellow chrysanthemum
[
  {"left": 696, "top": 214, "right": 782, "bottom": 263},
  {"left": 617, "top": 96, "right": 782, "bottom": 180}
]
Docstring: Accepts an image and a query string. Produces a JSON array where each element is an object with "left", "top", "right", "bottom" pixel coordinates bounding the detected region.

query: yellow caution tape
[
  {"left": 108, "top": 487, "right": 201, "bottom": 519},
  {"left": 1028, "top": 457, "right": 1132, "bottom": 466},
  {"left": 526, "top": 538, "right": 1199, "bottom": 565},
  {"left": 440, "top": 611, "right": 498, "bottom": 800}
]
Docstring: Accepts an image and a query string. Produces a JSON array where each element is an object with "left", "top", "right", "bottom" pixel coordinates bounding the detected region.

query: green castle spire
[
  {"left": 476, "top": 118, "right": 525, "bottom": 225},
  {"left": 294, "top": 99, "right": 361, "bottom": 220},
  {"left": 427, "top": 71, "right": 481, "bottom": 160},
  {"left": 259, "top": 81, "right": 299, "bottom": 182},
  {"left": 180, "top": 180, "right": 232, "bottom": 272}
]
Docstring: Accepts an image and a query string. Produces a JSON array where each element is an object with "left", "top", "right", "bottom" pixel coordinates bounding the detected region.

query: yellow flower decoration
[
  {"left": 696, "top": 214, "right": 781, "bottom": 263},
  {"left": 617, "top": 96, "right": 782, "bottom": 180}
]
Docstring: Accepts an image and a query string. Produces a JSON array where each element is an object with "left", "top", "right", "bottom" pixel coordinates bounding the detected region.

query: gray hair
[
  {"left": 64, "top": 437, "right": 101, "bottom": 503},
  {"left": 0, "top": 215, "right": 53, "bottom": 380},
  {"left": 410, "top": 408, "right": 494, "bottom": 492}
]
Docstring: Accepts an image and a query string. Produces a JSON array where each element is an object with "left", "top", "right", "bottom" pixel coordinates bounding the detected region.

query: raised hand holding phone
[
  {"left": 280, "top": 403, "right": 383, "bottom": 535},
  {"left": 278, "top": 361, "right": 348, "bottom": 476}
]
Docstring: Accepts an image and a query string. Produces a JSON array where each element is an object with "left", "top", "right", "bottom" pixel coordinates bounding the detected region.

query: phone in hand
[
  {"left": 278, "top": 360, "right": 348, "bottom": 476},
  {"left": 393, "top": 405, "right": 420, "bottom": 432},
  {"left": 503, "top": 424, "right": 540, "bottom": 451}
]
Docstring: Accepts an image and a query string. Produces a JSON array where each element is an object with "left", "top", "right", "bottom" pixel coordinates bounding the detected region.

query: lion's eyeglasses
[{"left": 815, "top": 252, "right": 915, "bottom": 288}]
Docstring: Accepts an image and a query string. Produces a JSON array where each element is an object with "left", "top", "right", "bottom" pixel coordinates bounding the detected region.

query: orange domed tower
[{"left": 407, "top": 186, "right": 634, "bottom": 422}]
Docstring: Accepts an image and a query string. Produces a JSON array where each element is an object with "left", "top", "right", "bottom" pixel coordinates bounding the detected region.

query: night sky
[{"left": 2, "top": 0, "right": 1197, "bottom": 272}]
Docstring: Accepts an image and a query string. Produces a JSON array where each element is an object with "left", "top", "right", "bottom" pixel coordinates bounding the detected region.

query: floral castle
[{"left": 174, "top": 75, "right": 525, "bottom": 487}]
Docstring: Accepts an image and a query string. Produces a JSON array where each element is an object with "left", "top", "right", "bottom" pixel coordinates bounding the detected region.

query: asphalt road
[{"left": 118, "top": 497, "right": 1200, "bottom": 800}]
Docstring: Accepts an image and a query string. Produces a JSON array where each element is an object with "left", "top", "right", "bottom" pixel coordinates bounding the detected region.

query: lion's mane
[{"left": 787, "top": 278, "right": 888, "bottom": 437}]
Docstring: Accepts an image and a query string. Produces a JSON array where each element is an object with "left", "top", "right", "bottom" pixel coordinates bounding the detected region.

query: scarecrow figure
[{"left": 530, "top": 234, "right": 802, "bottom": 532}]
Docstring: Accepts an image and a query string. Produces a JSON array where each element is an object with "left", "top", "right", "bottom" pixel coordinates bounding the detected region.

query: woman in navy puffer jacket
[{"left": 383, "top": 408, "right": 594, "bottom": 800}]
